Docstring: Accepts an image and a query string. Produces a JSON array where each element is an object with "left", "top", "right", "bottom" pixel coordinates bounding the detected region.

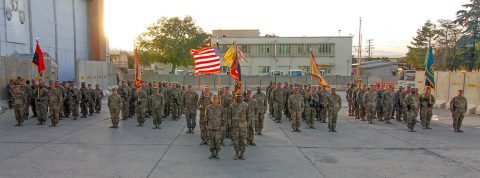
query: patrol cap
[
  {"left": 81, "top": 82, "right": 85, "bottom": 84},
  {"left": 257, "top": 86, "right": 261, "bottom": 90},
  {"left": 212, "top": 95, "right": 219, "bottom": 99},
  {"left": 276, "top": 82, "right": 281, "bottom": 84},
  {"left": 235, "top": 93, "right": 243, "bottom": 97},
  {"left": 331, "top": 88, "right": 337, "bottom": 91},
  {"left": 458, "top": 89, "right": 463, "bottom": 92},
  {"left": 187, "top": 84, "right": 192, "bottom": 87},
  {"left": 15, "top": 84, "right": 21, "bottom": 88},
  {"left": 49, "top": 81, "right": 55, "bottom": 85},
  {"left": 247, "top": 89, "right": 252, "bottom": 94},
  {"left": 112, "top": 87, "right": 118, "bottom": 91}
]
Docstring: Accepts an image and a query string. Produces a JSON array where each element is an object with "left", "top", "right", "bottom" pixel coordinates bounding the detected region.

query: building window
[
  {"left": 318, "top": 44, "right": 334, "bottom": 54},
  {"left": 221, "top": 66, "right": 229, "bottom": 73},
  {"left": 258, "top": 66, "right": 270, "bottom": 74},
  {"left": 240, "top": 45, "right": 250, "bottom": 53},
  {"left": 259, "top": 45, "right": 270, "bottom": 55},
  {"left": 277, "top": 44, "right": 291, "bottom": 55}
]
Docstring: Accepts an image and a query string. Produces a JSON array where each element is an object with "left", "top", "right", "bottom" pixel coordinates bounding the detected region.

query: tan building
[{"left": 212, "top": 30, "right": 353, "bottom": 76}]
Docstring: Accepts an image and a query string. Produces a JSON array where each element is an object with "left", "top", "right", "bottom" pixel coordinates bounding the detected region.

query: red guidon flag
[
  {"left": 190, "top": 46, "right": 221, "bottom": 76},
  {"left": 32, "top": 40, "right": 45, "bottom": 76},
  {"left": 134, "top": 48, "right": 142, "bottom": 88}
]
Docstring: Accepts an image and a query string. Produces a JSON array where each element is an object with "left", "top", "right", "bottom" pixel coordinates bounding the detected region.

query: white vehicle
[
  {"left": 175, "top": 69, "right": 185, "bottom": 75},
  {"left": 288, "top": 69, "right": 305, "bottom": 76},
  {"left": 396, "top": 70, "right": 416, "bottom": 88},
  {"left": 269, "top": 70, "right": 283, "bottom": 76}
]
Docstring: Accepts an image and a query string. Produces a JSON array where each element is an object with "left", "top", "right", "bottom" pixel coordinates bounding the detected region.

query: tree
[
  {"left": 136, "top": 16, "right": 210, "bottom": 74},
  {"left": 405, "top": 20, "right": 437, "bottom": 69},
  {"left": 435, "top": 19, "right": 463, "bottom": 70},
  {"left": 264, "top": 33, "right": 278, "bottom": 37},
  {"left": 455, "top": 0, "right": 480, "bottom": 71}
]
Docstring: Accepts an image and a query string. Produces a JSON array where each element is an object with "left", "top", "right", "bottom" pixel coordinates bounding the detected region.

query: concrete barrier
[
  {"left": 432, "top": 71, "right": 450, "bottom": 108},
  {"left": 464, "top": 72, "right": 480, "bottom": 114},
  {"left": 445, "top": 72, "right": 465, "bottom": 110}
]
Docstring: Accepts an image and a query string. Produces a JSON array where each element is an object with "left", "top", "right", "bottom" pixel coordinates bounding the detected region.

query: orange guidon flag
[
  {"left": 309, "top": 50, "right": 329, "bottom": 87},
  {"left": 134, "top": 48, "right": 142, "bottom": 88}
]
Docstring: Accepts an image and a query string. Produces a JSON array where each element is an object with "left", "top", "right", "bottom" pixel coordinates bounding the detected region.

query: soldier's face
[
  {"left": 188, "top": 87, "right": 192, "bottom": 91},
  {"left": 457, "top": 91, "right": 463, "bottom": 96},
  {"left": 112, "top": 90, "right": 118, "bottom": 95},
  {"left": 15, "top": 87, "right": 20, "bottom": 92},
  {"left": 213, "top": 98, "right": 219, "bottom": 104},
  {"left": 257, "top": 89, "right": 261, "bottom": 93},
  {"left": 236, "top": 96, "right": 242, "bottom": 102}
]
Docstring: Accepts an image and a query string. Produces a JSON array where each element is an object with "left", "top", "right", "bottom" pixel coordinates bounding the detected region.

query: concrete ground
[{"left": 0, "top": 94, "right": 479, "bottom": 178}]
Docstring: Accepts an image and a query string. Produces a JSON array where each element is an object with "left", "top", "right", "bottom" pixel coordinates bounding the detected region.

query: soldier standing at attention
[
  {"left": 12, "top": 85, "right": 27, "bottom": 126},
  {"left": 394, "top": 86, "right": 404, "bottom": 122},
  {"left": 405, "top": 88, "right": 420, "bottom": 132},
  {"left": 69, "top": 82, "right": 80, "bottom": 120},
  {"left": 283, "top": 82, "right": 290, "bottom": 119},
  {"left": 129, "top": 81, "right": 136, "bottom": 118},
  {"left": 134, "top": 86, "right": 148, "bottom": 127},
  {"left": 7, "top": 79, "right": 16, "bottom": 109},
  {"left": 288, "top": 87, "right": 305, "bottom": 132},
  {"left": 304, "top": 85, "right": 318, "bottom": 129},
  {"left": 419, "top": 86, "right": 435, "bottom": 129},
  {"left": 382, "top": 85, "right": 395, "bottom": 124},
  {"left": 244, "top": 90, "right": 257, "bottom": 146},
  {"left": 34, "top": 81, "right": 49, "bottom": 125},
  {"left": 346, "top": 84, "right": 355, "bottom": 116},
  {"left": 229, "top": 93, "right": 248, "bottom": 160},
  {"left": 351, "top": 83, "right": 361, "bottom": 119},
  {"left": 48, "top": 81, "right": 63, "bottom": 127},
  {"left": 118, "top": 81, "right": 131, "bottom": 120},
  {"left": 450, "top": 90, "right": 467, "bottom": 132},
  {"left": 170, "top": 83, "right": 182, "bottom": 121},
  {"left": 206, "top": 95, "right": 223, "bottom": 159},
  {"left": 401, "top": 85, "right": 412, "bottom": 124},
  {"left": 30, "top": 80, "right": 38, "bottom": 118},
  {"left": 55, "top": 81, "right": 66, "bottom": 118},
  {"left": 376, "top": 84, "right": 385, "bottom": 121},
  {"left": 19, "top": 78, "right": 32, "bottom": 120},
  {"left": 198, "top": 86, "right": 213, "bottom": 145},
  {"left": 272, "top": 82, "right": 285, "bottom": 123},
  {"left": 357, "top": 84, "right": 368, "bottom": 121},
  {"left": 79, "top": 82, "right": 90, "bottom": 118},
  {"left": 318, "top": 85, "right": 330, "bottom": 123},
  {"left": 183, "top": 84, "right": 199, "bottom": 133},
  {"left": 94, "top": 84, "right": 104, "bottom": 113},
  {"left": 253, "top": 87, "right": 267, "bottom": 135},
  {"left": 150, "top": 87, "right": 165, "bottom": 129},
  {"left": 328, "top": 88, "right": 342, "bottom": 132},
  {"left": 364, "top": 85, "right": 377, "bottom": 124},
  {"left": 266, "top": 82, "right": 274, "bottom": 116},
  {"left": 87, "top": 84, "right": 95, "bottom": 116},
  {"left": 220, "top": 87, "right": 233, "bottom": 144},
  {"left": 108, "top": 88, "right": 122, "bottom": 128},
  {"left": 62, "top": 82, "right": 71, "bottom": 118}
]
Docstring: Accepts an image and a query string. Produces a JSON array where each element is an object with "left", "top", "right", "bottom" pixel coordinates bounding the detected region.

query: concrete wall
[
  {"left": 75, "top": 60, "right": 118, "bottom": 90},
  {"left": 415, "top": 71, "right": 480, "bottom": 114}
]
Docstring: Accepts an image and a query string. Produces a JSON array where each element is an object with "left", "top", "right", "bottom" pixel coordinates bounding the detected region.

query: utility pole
[
  {"left": 366, "top": 39, "right": 374, "bottom": 60},
  {"left": 356, "top": 17, "right": 362, "bottom": 80}
]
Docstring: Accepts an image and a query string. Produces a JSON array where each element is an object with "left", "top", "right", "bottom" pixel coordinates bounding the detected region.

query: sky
[{"left": 105, "top": 0, "right": 468, "bottom": 58}]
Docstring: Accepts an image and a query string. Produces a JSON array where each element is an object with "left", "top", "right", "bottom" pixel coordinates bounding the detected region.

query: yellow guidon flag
[{"left": 309, "top": 50, "right": 330, "bottom": 87}]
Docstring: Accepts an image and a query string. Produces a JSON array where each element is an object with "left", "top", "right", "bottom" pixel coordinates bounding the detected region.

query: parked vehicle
[
  {"left": 269, "top": 70, "right": 283, "bottom": 76},
  {"left": 288, "top": 69, "right": 305, "bottom": 76}
]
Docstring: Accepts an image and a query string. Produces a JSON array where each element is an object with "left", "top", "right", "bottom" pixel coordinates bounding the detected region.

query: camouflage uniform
[
  {"left": 450, "top": 92, "right": 467, "bottom": 132},
  {"left": 119, "top": 84, "right": 131, "bottom": 119},
  {"left": 318, "top": 89, "right": 330, "bottom": 123},
  {"left": 170, "top": 87, "right": 182, "bottom": 120},
  {"left": 206, "top": 99, "right": 223, "bottom": 159},
  {"left": 7, "top": 80, "right": 15, "bottom": 109},
  {"left": 304, "top": 90, "right": 318, "bottom": 129},
  {"left": 351, "top": 87, "right": 361, "bottom": 119},
  {"left": 220, "top": 89, "right": 233, "bottom": 143},
  {"left": 12, "top": 86, "right": 27, "bottom": 126},
  {"left": 183, "top": 89, "right": 199, "bottom": 133},
  {"left": 20, "top": 81, "right": 32, "bottom": 119},
  {"left": 382, "top": 89, "right": 395, "bottom": 124},
  {"left": 346, "top": 85, "right": 355, "bottom": 116},
  {"left": 283, "top": 84, "right": 291, "bottom": 118},
  {"left": 272, "top": 83, "right": 284, "bottom": 123},
  {"left": 288, "top": 91, "right": 305, "bottom": 132},
  {"left": 56, "top": 83, "right": 66, "bottom": 118},
  {"left": 363, "top": 88, "right": 376, "bottom": 124},
  {"left": 133, "top": 88, "right": 148, "bottom": 126},
  {"left": 356, "top": 87, "right": 367, "bottom": 121},
  {"left": 244, "top": 94, "right": 257, "bottom": 145},
  {"left": 94, "top": 87, "right": 104, "bottom": 113},
  {"left": 88, "top": 86, "right": 96, "bottom": 115},
  {"left": 328, "top": 91, "right": 342, "bottom": 132},
  {"left": 62, "top": 85, "right": 71, "bottom": 118},
  {"left": 266, "top": 83, "right": 274, "bottom": 115},
  {"left": 394, "top": 88, "right": 404, "bottom": 122},
  {"left": 404, "top": 90, "right": 419, "bottom": 132},
  {"left": 419, "top": 91, "right": 435, "bottom": 129},
  {"left": 69, "top": 86, "right": 80, "bottom": 120},
  {"left": 34, "top": 84, "right": 49, "bottom": 125},
  {"left": 400, "top": 88, "right": 411, "bottom": 124},
  {"left": 376, "top": 88, "right": 385, "bottom": 121},
  {"left": 108, "top": 91, "right": 122, "bottom": 128},
  {"left": 150, "top": 90, "right": 165, "bottom": 129},
  {"left": 229, "top": 97, "right": 248, "bottom": 160},
  {"left": 48, "top": 86, "right": 63, "bottom": 126},
  {"left": 252, "top": 89, "right": 267, "bottom": 135},
  {"left": 80, "top": 84, "right": 90, "bottom": 118},
  {"left": 198, "top": 91, "right": 213, "bottom": 144}
]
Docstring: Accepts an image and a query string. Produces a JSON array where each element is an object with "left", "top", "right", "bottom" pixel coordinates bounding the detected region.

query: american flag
[{"left": 190, "top": 47, "right": 221, "bottom": 76}]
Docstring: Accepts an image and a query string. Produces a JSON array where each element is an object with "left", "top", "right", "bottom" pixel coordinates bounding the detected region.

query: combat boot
[
  {"left": 239, "top": 151, "right": 245, "bottom": 160},
  {"left": 208, "top": 152, "right": 215, "bottom": 159},
  {"left": 110, "top": 125, "right": 116, "bottom": 128},
  {"left": 215, "top": 151, "right": 219, "bottom": 159},
  {"left": 234, "top": 151, "right": 239, "bottom": 160}
]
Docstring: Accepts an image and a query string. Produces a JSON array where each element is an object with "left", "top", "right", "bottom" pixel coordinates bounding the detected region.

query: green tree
[
  {"left": 455, "top": 0, "right": 480, "bottom": 71},
  {"left": 405, "top": 20, "right": 437, "bottom": 69},
  {"left": 435, "top": 19, "right": 463, "bottom": 71},
  {"left": 136, "top": 16, "right": 210, "bottom": 74}
]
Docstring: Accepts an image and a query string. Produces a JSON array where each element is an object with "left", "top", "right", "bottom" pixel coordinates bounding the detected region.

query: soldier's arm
[{"left": 449, "top": 98, "right": 455, "bottom": 111}]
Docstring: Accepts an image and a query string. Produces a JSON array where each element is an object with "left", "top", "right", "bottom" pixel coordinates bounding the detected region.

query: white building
[{"left": 212, "top": 30, "right": 353, "bottom": 76}]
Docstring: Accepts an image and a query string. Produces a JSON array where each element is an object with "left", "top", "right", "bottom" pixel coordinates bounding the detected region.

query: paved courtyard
[{"left": 0, "top": 97, "right": 480, "bottom": 178}]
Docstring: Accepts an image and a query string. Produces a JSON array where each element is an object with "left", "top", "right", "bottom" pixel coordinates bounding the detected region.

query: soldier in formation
[
  {"left": 229, "top": 93, "right": 248, "bottom": 160},
  {"left": 12, "top": 85, "right": 27, "bottom": 126},
  {"left": 419, "top": 87, "right": 435, "bottom": 129},
  {"left": 253, "top": 87, "right": 267, "bottom": 135},
  {"left": 108, "top": 88, "right": 122, "bottom": 128},
  {"left": 206, "top": 95, "right": 223, "bottom": 159},
  {"left": 244, "top": 90, "right": 257, "bottom": 146},
  {"left": 304, "top": 86, "right": 318, "bottom": 129},
  {"left": 198, "top": 86, "right": 213, "bottom": 145},
  {"left": 288, "top": 86, "right": 304, "bottom": 132},
  {"left": 48, "top": 81, "right": 63, "bottom": 127},
  {"left": 34, "top": 81, "right": 49, "bottom": 125},
  {"left": 150, "top": 87, "right": 165, "bottom": 129},
  {"left": 404, "top": 88, "right": 419, "bottom": 132},
  {"left": 346, "top": 84, "right": 355, "bottom": 116},
  {"left": 364, "top": 85, "right": 377, "bottom": 124},
  {"left": 328, "top": 88, "right": 341, "bottom": 132},
  {"left": 183, "top": 84, "right": 198, "bottom": 133},
  {"left": 450, "top": 89, "right": 467, "bottom": 132}
]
